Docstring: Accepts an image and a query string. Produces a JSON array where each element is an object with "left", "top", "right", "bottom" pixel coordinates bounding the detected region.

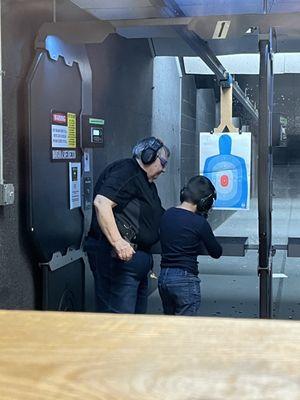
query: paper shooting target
[{"left": 199, "top": 132, "right": 251, "bottom": 210}]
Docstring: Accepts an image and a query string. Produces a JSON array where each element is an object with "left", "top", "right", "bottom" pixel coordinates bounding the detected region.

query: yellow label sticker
[{"left": 67, "top": 112, "right": 76, "bottom": 148}]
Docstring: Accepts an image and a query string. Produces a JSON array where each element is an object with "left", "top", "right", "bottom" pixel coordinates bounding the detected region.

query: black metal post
[{"left": 258, "top": 31, "right": 274, "bottom": 318}]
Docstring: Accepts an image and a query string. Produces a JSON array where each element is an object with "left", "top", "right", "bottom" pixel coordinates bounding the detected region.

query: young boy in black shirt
[{"left": 158, "top": 175, "right": 222, "bottom": 316}]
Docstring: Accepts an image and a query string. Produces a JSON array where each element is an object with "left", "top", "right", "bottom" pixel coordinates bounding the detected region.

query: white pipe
[{"left": 0, "top": 0, "right": 3, "bottom": 185}]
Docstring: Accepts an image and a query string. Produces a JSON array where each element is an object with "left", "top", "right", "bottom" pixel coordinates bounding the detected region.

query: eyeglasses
[{"left": 158, "top": 155, "right": 168, "bottom": 168}]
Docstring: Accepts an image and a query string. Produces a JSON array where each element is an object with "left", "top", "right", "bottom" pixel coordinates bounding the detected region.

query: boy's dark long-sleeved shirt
[{"left": 160, "top": 207, "right": 222, "bottom": 274}]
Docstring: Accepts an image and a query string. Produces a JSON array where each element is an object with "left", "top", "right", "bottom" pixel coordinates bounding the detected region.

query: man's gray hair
[{"left": 132, "top": 136, "right": 170, "bottom": 159}]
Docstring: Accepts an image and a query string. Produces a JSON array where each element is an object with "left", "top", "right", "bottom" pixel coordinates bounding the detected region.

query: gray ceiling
[
  {"left": 70, "top": 0, "right": 300, "bottom": 19},
  {"left": 69, "top": 1, "right": 300, "bottom": 55}
]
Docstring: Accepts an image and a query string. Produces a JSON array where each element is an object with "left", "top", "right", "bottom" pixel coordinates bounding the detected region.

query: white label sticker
[
  {"left": 52, "top": 124, "right": 68, "bottom": 148},
  {"left": 52, "top": 150, "right": 76, "bottom": 160},
  {"left": 69, "top": 162, "right": 81, "bottom": 210}
]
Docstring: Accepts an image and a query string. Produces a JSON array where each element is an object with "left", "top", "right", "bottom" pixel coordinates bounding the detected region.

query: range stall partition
[{"left": 26, "top": 35, "right": 103, "bottom": 311}]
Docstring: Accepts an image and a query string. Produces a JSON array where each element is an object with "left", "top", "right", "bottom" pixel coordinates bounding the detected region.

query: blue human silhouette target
[{"left": 200, "top": 132, "right": 251, "bottom": 210}]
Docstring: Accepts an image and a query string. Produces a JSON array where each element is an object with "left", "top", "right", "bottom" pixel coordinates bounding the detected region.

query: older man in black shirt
[{"left": 86, "top": 137, "right": 170, "bottom": 313}]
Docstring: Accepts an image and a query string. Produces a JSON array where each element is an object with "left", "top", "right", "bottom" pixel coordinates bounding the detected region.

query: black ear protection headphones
[
  {"left": 141, "top": 138, "right": 164, "bottom": 165},
  {"left": 180, "top": 176, "right": 217, "bottom": 213},
  {"left": 196, "top": 191, "right": 216, "bottom": 213}
]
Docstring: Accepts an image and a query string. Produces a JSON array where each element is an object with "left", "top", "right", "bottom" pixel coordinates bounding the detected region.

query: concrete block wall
[
  {"left": 0, "top": 0, "right": 55, "bottom": 309},
  {"left": 181, "top": 75, "right": 198, "bottom": 185},
  {"left": 152, "top": 57, "right": 182, "bottom": 209}
]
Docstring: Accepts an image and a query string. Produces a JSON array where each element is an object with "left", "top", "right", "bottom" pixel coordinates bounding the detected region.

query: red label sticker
[{"left": 52, "top": 112, "right": 67, "bottom": 124}]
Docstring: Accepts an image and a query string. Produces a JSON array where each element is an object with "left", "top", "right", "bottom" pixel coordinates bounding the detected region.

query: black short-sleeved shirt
[
  {"left": 89, "top": 158, "right": 164, "bottom": 250},
  {"left": 160, "top": 207, "right": 222, "bottom": 274}
]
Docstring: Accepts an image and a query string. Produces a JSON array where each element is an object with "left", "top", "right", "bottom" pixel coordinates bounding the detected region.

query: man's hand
[
  {"left": 93, "top": 195, "right": 136, "bottom": 261},
  {"left": 113, "top": 238, "right": 135, "bottom": 261}
]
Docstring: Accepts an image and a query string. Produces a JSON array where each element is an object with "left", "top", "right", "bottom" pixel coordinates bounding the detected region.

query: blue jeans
[
  {"left": 85, "top": 237, "right": 153, "bottom": 314},
  {"left": 158, "top": 268, "right": 201, "bottom": 316}
]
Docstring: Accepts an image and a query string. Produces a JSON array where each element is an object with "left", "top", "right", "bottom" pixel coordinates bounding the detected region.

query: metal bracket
[
  {"left": 35, "top": 21, "right": 115, "bottom": 48},
  {"left": 39, "top": 248, "right": 87, "bottom": 271},
  {"left": 258, "top": 33, "right": 271, "bottom": 41},
  {"left": 0, "top": 183, "right": 14, "bottom": 206},
  {"left": 287, "top": 238, "right": 300, "bottom": 257},
  {"left": 219, "top": 72, "right": 233, "bottom": 88},
  {"left": 246, "top": 244, "right": 287, "bottom": 251},
  {"left": 214, "top": 85, "right": 239, "bottom": 133},
  {"left": 257, "top": 256, "right": 273, "bottom": 273},
  {"left": 245, "top": 244, "right": 259, "bottom": 251},
  {"left": 257, "top": 265, "right": 271, "bottom": 272}
]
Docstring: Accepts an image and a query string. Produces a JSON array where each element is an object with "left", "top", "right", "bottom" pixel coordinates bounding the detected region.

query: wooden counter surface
[{"left": 0, "top": 310, "right": 300, "bottom": 399}]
